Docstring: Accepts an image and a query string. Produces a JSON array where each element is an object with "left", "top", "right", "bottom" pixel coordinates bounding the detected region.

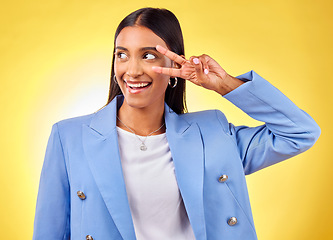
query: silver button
[
  {"left": 86, "top": 235, "right": 94, "bottom": 240},
  {"left": 228, "top": 217, "right": 237, "bottom": 226},
  {"left": 77, "top": 191, "right": 86, "bottom": 200},
  {"left": 218, "top": 174, "right": 228, "bottom": 183}
]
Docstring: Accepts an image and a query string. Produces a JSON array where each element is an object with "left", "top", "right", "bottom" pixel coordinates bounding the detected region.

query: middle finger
[{"left": 156, "top": 45, "right": 188, "bottom": 66}]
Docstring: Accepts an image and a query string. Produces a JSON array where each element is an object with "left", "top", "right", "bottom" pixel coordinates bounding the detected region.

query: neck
[{"left": 117, "top": 101, "right": 165, "bottom": 136}]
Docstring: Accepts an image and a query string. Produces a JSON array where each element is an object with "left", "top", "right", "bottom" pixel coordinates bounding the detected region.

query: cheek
[
  {"left": 114, "top": 62, "right": 125, "bottom": 76},
  {"left": 146, "top": 67, "right": 169, "bottom": 84}
]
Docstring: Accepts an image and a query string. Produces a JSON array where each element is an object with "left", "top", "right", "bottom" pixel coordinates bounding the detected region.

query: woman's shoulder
[
  {"left": 52, "top": 112, "right": 96, "bottom": 135},
  {"left": 57, "top": 112, "right": 94, "bottom": 126}
]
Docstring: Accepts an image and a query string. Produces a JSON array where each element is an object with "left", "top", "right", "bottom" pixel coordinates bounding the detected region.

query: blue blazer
[{"left": 33, "top": 71, "right": 320, "bottom": 240}]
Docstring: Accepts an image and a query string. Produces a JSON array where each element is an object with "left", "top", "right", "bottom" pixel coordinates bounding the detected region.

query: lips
[{"left": 124, "top": 80, "right": 152, "bottom": 93}]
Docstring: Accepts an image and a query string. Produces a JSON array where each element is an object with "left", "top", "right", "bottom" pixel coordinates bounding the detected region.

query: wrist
[{"left": 215, "top": 74, "right": 244, "bottom": 96}]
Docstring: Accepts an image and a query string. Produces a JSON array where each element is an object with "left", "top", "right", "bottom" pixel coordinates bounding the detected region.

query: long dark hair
[{"left": 106, "top": 7, "right": 187, "bottom": 114}]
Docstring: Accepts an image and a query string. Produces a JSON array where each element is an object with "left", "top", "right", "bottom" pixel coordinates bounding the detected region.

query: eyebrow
[{"left": 115, "top": 46, "right": 157, "bottom": 51}]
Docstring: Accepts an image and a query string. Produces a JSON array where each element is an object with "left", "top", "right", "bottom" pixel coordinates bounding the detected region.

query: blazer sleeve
[
  {"left": 222, "top": 70, "right": 321, "bottom": 175},
  {"left": 33, "top": 123, "right": 70, "bottom": 240}
]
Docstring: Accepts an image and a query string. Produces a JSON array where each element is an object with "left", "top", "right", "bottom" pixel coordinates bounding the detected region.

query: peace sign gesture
[{"left": 152, "top": 45, "right": 243, "bottom": 95}]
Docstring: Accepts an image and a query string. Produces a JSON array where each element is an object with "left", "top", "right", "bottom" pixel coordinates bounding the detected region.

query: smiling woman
[
  {"left": 32, "top": 7, "right": 321, "bottom": 240},
  {"left": 114, "top": 26, "right": 172, "bottom": 122},
  {"left": 108, "top": 7, "right": 186, "bottom": 116}
]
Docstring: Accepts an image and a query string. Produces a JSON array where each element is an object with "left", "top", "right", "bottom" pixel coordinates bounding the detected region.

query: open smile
[{"left": 124, "top": 80, "right": 152, "bottom": 93}]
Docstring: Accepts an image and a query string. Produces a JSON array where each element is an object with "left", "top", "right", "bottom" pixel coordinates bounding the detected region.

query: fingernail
[
  {"left": 204, "top": 69, "right": 209, "bottom": 74},
  {"left": 193, "top": 58, "right": 200, "bottom": 64}
]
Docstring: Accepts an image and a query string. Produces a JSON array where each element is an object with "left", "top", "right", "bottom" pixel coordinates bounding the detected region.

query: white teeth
[{"left": 126, "top": 82, "right": 150, "bottom": 88}]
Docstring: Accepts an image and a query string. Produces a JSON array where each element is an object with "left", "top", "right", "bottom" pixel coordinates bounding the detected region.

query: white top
[{"left": 116, "top": 127, "right": 196, "bottom": 240}]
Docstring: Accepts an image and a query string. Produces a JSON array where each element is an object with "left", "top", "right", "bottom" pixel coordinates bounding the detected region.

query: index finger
[
  {"left": 152, "top": 66, "right": 182, "bottom": 78},
  {"left": 156, "top": 45, "right": 188, "bottom": 66}
]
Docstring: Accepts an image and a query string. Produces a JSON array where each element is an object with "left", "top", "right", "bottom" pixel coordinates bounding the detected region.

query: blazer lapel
[
  {"left": 82, "top": 98, "right": 206, "bottom": 240},
  {"left": 82, "top": 96, "right": 136, "bottom": 240},
  {"left": 165, "top": 105, "right": 207, "bottom": 240}
]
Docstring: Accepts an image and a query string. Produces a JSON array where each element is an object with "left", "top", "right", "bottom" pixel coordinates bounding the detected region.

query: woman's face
[{"left": 114, "top": 26, "right": 173, "bottom": 111}]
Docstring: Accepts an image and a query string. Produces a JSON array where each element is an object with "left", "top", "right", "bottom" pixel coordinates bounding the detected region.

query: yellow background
[{"left": 1, "top": 0, "right": 332, "bottom": 239}]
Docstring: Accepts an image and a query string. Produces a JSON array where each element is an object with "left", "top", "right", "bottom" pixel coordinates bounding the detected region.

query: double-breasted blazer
[{"left": 33, "top": 71, "right": 320, "bottom": 240}]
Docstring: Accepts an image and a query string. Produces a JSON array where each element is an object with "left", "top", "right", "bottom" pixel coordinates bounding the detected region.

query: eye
[
  {"left": 143, "top": 53, "right": 156, "bottom": 60},
  {"left": 116, "top": 52, "right": 127, "bottom": 59}
]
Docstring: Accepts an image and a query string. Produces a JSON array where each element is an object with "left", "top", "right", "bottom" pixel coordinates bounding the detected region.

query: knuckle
[
  {"left": 199, "top": 56, "right": 207, "bottom": 62},
  {"left": 171, "top": 54, "right": 177, "bottom": 61},
  {"left": 194, "top": 65, "right": 201, "bottom": 71}
]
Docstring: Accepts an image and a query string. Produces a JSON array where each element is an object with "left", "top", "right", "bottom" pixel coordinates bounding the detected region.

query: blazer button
[
  {"left": 86, "top": 235, "right": 94, "bottom": 240},
  {"left": 77, "top": 191, "right": 86, "bottom": 200},
  {"left": 218, "top": 174, "right": 228, "bottom": 183},
  {"left": 228, "top": 217, "right": 238, "bottom": 226}
]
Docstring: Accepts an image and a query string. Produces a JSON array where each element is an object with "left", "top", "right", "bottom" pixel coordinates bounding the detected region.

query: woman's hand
[{"left": 152, "top": 45, "right": 244, "bottom": 95}]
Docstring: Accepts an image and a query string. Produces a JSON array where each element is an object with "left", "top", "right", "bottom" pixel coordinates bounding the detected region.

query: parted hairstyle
[{"left": 106, "top": 7, "right": 187, "bottom": 114}]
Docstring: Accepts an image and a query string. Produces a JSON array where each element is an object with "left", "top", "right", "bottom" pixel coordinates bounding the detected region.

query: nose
[{"left": 126, "top": 57, "right": 144, "bottom": 78}]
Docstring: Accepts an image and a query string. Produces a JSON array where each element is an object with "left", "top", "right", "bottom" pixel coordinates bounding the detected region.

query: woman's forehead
[{"left": 115, "top": 26, "right": 168, "bottom": 49}]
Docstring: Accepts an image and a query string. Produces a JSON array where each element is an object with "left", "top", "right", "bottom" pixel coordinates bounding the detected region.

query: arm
[
  {"left": 33, "top": 123, "right": 70, "bottom": 240},
  {"left": 152, "top": 46, "right": 320, "bottom": 174},
  {"left": 223, "top": 71, "right": 321, "bottom": 174}
]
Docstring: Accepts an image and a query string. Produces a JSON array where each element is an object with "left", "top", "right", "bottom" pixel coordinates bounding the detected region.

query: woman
[{"left": 33, "top": 7, "right": 320, "bottom": 240}]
